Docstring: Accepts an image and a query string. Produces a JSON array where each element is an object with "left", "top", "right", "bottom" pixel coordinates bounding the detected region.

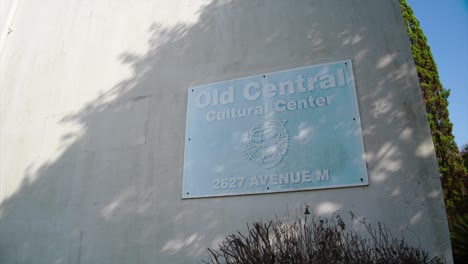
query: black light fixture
[{"left": 304, "top": 205, "right": 310, "bottom": 215}]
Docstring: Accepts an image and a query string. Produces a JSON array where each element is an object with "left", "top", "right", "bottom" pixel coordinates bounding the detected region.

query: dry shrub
[{"left": 202, "top": 214, "right": 443, "bottom": 264}]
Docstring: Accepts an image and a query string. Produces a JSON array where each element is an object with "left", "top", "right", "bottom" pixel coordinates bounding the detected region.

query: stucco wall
[
  {"left": 0, "top": 0, "right": 18, "bottom": 53},
  {"left": 0, "top": 0, "right": 15, "bottom": 32},
  {"left": 0, "top": 0, "right": 452, "bottom": 263}
]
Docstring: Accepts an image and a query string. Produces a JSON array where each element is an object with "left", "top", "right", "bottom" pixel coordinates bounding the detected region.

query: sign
[{"left": 182, "top": 60, "right": 368, "bottom": 198}]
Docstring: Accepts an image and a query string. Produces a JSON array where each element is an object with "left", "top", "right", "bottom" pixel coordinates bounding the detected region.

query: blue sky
[{"left": 407, "top": 0, "right": 468, "bottom": 148}]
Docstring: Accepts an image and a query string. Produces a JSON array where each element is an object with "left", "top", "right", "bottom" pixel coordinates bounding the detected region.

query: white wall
[
  {"left": 0, "top": 0, "right": 18, "bottom": 53},
  {"left": 0, "top": 0, "right": 452, "bottom": 263},
  {"left": 0, "top": 0, "right": 15, "bottom": 32}
]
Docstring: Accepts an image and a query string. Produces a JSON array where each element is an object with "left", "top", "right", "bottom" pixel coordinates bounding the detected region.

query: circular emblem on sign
[{"left": 242, "top": 120, "right": 289, "bottom": 168}]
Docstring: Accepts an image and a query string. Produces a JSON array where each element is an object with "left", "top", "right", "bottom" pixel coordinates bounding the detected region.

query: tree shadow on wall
[{"left": 0, "top": 0, "right": 449, "bottom": 263}]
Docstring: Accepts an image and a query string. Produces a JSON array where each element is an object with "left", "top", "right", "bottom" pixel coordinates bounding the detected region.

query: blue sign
[{"left": 183, "top": 60, "right": 368, "bottom": 198}]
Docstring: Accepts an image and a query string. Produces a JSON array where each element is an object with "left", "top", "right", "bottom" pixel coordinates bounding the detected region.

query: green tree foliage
[
  {"left": 451, "top": 213, "right": 468, "bottom": 263},
  {"left": 461, "top": 144, "right": 468, "bottom": 209},
  {"left": 461, "top": 144, "right": 468, "bottom": 169},
  {"left": 399, "top": 0, "right": 467, "bottom": 217}
]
